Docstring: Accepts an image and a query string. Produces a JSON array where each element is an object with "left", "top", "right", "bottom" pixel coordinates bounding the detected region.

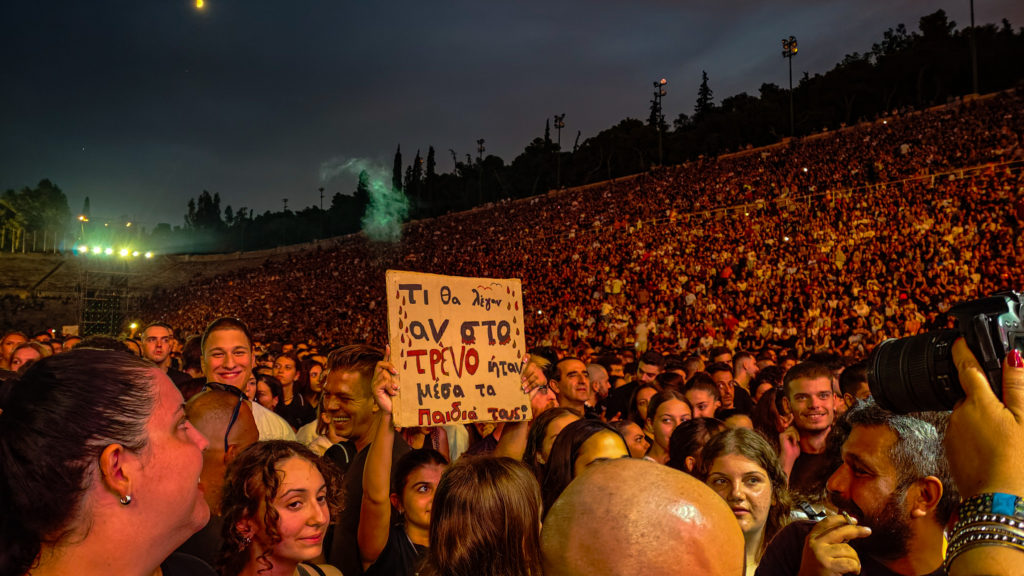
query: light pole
[
  {"left": 652, "top": 79, "right": 667, "bottom": 166},
  {"left": 969, "top": 0, "right": 978, "bottom": 94},
  {"left": 782, "top": 36, "right": 798, "bottom": 137},
  {"left": 554, "top": 113, "right": 566, "bottom": 188}
]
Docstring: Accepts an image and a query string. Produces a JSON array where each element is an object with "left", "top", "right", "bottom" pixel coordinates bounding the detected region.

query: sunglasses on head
[{"left": 202, "top": 381, "right": 246, "bottom": 452}]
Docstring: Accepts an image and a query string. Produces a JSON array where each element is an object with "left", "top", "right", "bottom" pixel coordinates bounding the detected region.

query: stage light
[
  {"left": 77, "top": 245, "right": 89, "bottom": 254},
  {"left": 132, "top": 250, "right": 140, "bottom": 257},
  {"left": 119, "top": 248, "right": 130, "bottom": 256},
  {"left": 145, "top": 252, "right": 154, "bottom": 258},
  {"left": 92, "top": 246, "right": 102, "bottom": 254},
  {"left": 104, "top": 247, "right": 114, "bottom": 255}
]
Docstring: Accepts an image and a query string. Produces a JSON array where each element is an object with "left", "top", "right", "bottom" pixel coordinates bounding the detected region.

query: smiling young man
[
  {"left": 322, "top": 344, "right": 411, "bottom": 576},
  {"left": 200, "top": 317, "right": 295, "bottom": 441},
  {"left": 778, "top": 361, "right": 836, "bottom": 497},
  {"left": 757, "top": 401, "right": 954, "bottom": 576}
]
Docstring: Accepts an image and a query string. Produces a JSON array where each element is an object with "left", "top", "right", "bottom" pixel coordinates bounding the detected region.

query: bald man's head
[
  {"left": 186, "top": 389, "right": 259, "bottom": 513},
  {"left": 541, "top": 458, "right": 744, "bottom": 576}
]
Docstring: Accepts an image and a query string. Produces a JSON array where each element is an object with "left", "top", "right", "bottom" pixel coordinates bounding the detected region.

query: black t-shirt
[
  {"left": 606, "top": 381, "right": 638, "bottom": 421},
  {"left": 275, "top": 392, "right": 317, "bottom": 430},
  {"left": 160, "top": 552, "right": 218, "bottom": 576},
  {"left": 364, "top": 522, "right": 427, "bottom": 576},
  {"left": 175, "top": 514, "right": 223, "bottom": 567},
  {"left": 756, "top": 521, "right": 946, "bottom": 576},
  {"left": 327, "top": 434, "right": 412, "bottom": 576},
  {"left": 788, "top": 451, "right": 836, "bottom": 499}
]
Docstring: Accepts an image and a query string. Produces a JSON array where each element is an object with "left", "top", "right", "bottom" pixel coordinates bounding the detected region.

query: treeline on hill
[{"left": 8, "top": 10, "right": 1024, "bottom": 254}]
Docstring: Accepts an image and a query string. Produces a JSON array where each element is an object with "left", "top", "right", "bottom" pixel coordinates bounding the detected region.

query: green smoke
[
  {"left": 362, "top": 170, "right": 408, "bottom": 243},
  {"left": 319, "top": 157, "right": 408, "bottom": 243}
]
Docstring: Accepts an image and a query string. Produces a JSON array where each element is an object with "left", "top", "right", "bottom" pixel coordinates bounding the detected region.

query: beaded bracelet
[
  {"left": 945, "top": 531, "right": 1024, "bottom": 570},
  {"left": 953, "top": 512, "right": 1024, "bottom": 534},
  {"left": 944, "top": 493, "right": 1024, "bottom": 571},
  {"left": 957, "top": 493, "right": 1024, "bottom": 520}
]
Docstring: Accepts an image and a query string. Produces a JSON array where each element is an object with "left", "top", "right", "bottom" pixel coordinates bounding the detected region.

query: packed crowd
[
  {"left": 2, "top": 318, "right": 1024, "bottom": 576},
  {"left": 143, "top": 90, "right": 1024, "bottom": 358},
  {"left": 2, "top": 89, "right": 1024, "bottom": 576}
]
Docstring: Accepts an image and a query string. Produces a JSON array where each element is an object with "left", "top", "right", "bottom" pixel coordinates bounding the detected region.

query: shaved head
[
  {"left": 541, "top": 458, "right": 744, "bottom": 576},
  {"left": 185, "top": 389, "right": 259, "bottom": 513}
]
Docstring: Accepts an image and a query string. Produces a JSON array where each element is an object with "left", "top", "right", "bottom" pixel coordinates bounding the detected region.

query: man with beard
[{"left": 756, "top": 401, "right": 955, "bottom": 576}]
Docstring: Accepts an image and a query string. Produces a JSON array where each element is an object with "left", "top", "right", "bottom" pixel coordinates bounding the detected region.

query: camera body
[{"left": 867, "top": 291, "right": 1024, "bottom": 413}]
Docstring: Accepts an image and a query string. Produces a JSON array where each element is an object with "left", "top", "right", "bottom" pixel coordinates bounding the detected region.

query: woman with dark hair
[
  {"left": 644, "top": 388, "right": 692, "bottom": 464},
  {"left": 541, "top": 419, "right": 629, "bottom": 515},
  {"left": 255, "top": 373, "right": 285, "bottom": 411},
  {"left": 0, "top": 349, "right": 214, "bottom": 576},
  {"left": 750, "top": 387, "right": 793, "bottom": 453},
  {"left": 218, "top": 440, "right": 342, "bottom": 576},
  {"left": 666, "top": 417, "right": 727, "bottom": 474},
  {"left": 627, "top": 381, "right": 660, "bottom": 442},
  {"left": 421, "top": 457, "right": 543, "bottom": 576},
  {"left": 699, "top": 428, "right": 793, "bottom": 575},
  {"left": 360, "top": 352, "right": 449, "bottom": 576},
  {"left": 750, "top": 365, "right": 786, "bottom": 404},
  {"left": 299, "top": 357, "right": 325, "bottom": 407},
  {"left": 522, "top": 406, "right": 580, "bottom": 478},
  {"left": 273, "top": 351, "right": 316, "bottom": 430}
]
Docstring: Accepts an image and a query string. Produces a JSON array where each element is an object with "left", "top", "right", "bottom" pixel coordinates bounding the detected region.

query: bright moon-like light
[{"left": 196, "top": 0, "right": 204, "bottom": 9}]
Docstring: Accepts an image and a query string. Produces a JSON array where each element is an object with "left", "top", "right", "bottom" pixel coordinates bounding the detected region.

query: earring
[
  {"left": 238, "top": 535, "right": 252, "bottom": 551},
  {"left": 119, "top": 494, "right": 132, "bottom": 505}
]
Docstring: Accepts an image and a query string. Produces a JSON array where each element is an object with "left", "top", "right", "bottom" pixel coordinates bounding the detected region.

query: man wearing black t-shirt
[
  {"left": 323, "top": 345, "right": 410, "bottom": 576},
  {"left": 778, "top": 362, "right": 837, "bottom": 498}
]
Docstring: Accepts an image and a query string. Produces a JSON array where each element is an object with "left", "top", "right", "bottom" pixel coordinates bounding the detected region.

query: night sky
[{"left": 3, "top": 1, "right": 1022, "bottom": 229}]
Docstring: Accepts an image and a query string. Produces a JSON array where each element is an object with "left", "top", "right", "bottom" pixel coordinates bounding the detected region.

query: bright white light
[
  {"left": 77, "top": 245, "right": 88, "bottom": 253},
  {"left": 119, "top": 248, "right": 130, "bottom": 257},
  {"left": 802, "top": 167, "right": 808, "bottom": 173},
  {"left": 104, "top": 247, "right": 113, "bottom": 255},
  {"left": 132, "top": 251, "right": 140, "bottom": 257},
  {"left": 783, "top": 236, "right": 791, "bottom": 242},
  {"left": 144, "top": 252, "right": 154, "bottom": 259},
  {"left": 92, "top": 246, "right": 102, "bottom": 254}
]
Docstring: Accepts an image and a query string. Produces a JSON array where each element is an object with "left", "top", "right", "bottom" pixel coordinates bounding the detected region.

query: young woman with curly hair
[{"left": 218, "top": 440, "right": 342, "bottom": 576}]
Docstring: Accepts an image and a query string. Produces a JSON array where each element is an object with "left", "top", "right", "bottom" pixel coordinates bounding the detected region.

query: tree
[
  {"left": 426, "top": 146, "right": 437, "bottom": 181},
  {"left": 0, "top": 179, "right": 70, "bottom": 234},
  {"left": 544, "top": 119, "right": 552, "bottom": 146},
  {"left": 695, "top": 70, "right": 715, "bottom": 118},
  {"left": 392, "top": 145, "right": 403, "bottom": 192}
]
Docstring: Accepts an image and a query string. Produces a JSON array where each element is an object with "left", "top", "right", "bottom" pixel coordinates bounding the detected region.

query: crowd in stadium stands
[
  {"left": 137, "top": 90, "right": 1023, "bottom": 357},
  {"left": 3, "top": 89, "right": 1024, "bottom": 576}
]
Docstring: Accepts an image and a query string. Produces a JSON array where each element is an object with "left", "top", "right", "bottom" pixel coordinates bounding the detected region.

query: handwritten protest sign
[{"left": 386, "top": 270, "right": 531, "bottom": 428}]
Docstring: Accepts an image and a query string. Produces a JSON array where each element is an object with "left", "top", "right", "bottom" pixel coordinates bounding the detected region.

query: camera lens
[{"left": 867, "top": 330, "right": 963, "bottom": 413}]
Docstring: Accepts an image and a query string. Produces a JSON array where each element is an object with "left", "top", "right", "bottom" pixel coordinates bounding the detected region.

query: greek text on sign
[{"left": 386, "top": 270, "right": 531, "bottom": 427}]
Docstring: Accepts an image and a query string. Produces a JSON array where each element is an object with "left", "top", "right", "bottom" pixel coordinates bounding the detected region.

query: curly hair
[{"left": 217, "top": 441, "right": 343, "bottom": 576}]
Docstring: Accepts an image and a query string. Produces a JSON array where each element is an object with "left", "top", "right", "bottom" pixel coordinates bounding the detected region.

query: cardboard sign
[{"left": 386, "top": 270, "right": 531, "bottom": 427}]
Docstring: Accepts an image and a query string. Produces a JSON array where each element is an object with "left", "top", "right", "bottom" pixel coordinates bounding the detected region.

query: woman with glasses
[{"left": 0, "top": 349, "right": 216, "bottom": 575}]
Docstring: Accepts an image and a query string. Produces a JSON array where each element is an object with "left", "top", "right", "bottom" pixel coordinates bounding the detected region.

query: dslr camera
[{"left": 867, "top": 291, "right": 1024, "bottom": 413}]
